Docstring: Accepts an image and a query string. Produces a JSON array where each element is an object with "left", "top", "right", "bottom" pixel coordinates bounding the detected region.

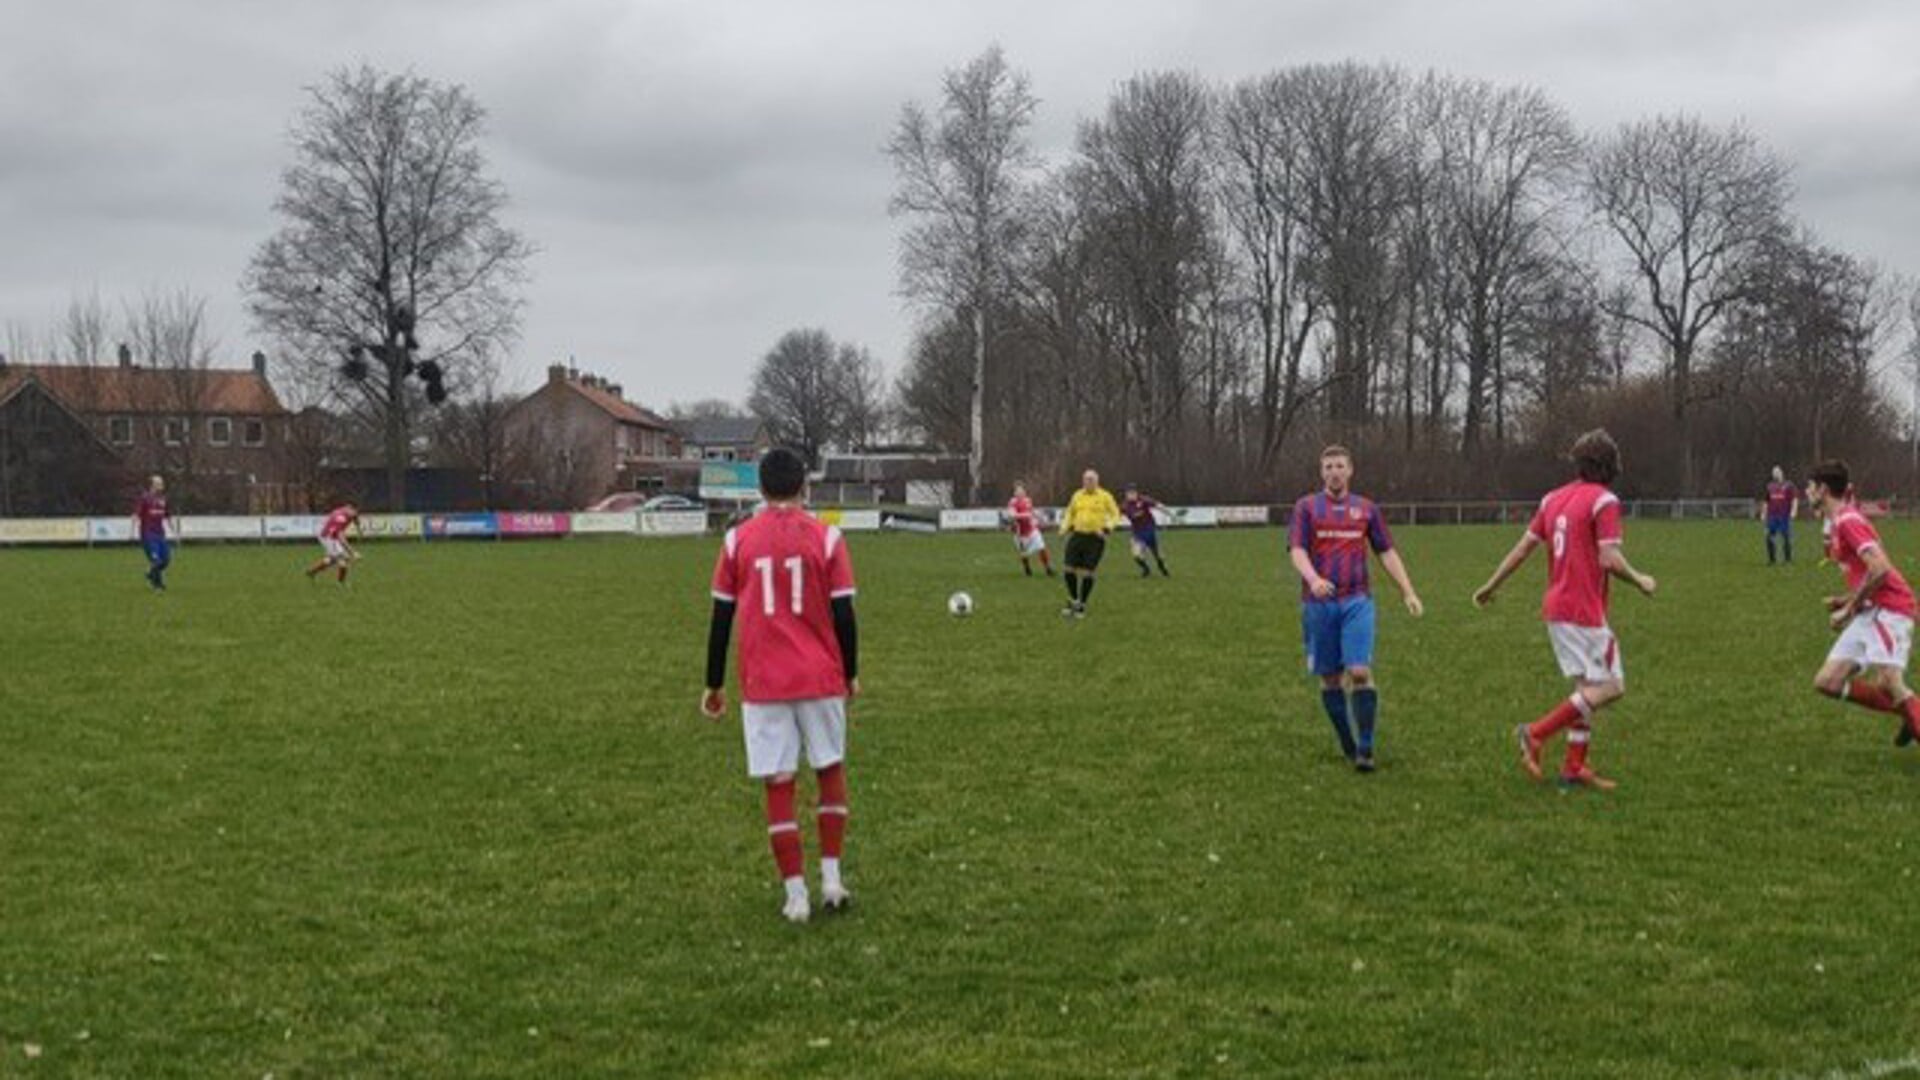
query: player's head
[
  {"left": 1124, "top": 483, "right": 1138, "bottom": 497},
  {"left": 759, "top": 447, "right": 808, "bottom": 502},
  {"left": 1082, "top": 469, "right": 1099, "bottom": 491},
  {"left": 1319, "top": 445, "right": 1352, "bottom": 495},
  {"left": 1807, "top": 460, "right": 1851, "bottom": 506},
  {"left": 343, "top": 502, "right": 358, "bottom": 518},
  {"left": 1771, "top": 465, "right": 1785, "bottom": 483},
  {"left": 1569, "top": 429, "right": 1619, "bottom": 485},
  {"left": 148, "top": 474, "right": 164, "bottom": 493},
  {"left": 1013, "top": 480, "right": 1027, "bottom": 497}
]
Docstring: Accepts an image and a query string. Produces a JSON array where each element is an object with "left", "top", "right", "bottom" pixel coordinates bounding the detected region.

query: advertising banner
[
  {"left": 571, "top": 511, "right": 637, "bottom": 535},
  {"left": 496, "top": 511, "right": 571, "bottom": 537},
  {"left": 263, "top": 515, "right": 323, "bottom": 540},
  {"left": 816, "top": 509, "right": 881, "bottom": 532},
  {"left": 1152, "top": 507, "right": 1218, "bottom": 528},
  {"left": 180, "top": 516, "right": 262, "bottom": 540},
  {"left": 939, "top": 508, "right": 1004, "bottom": 531},
  {"left": 423, "top": 513, "right": 498, "bottom": 539},
  {"left": 357, "top": 514, "right": 424, "bottom": 539},
  {"left": 638, "top": 510, "right": 707, "bottom": 537},
  {"left": 699, "top": 462, "right": 760, "bottom": 501},
  {"left": 0, "top": 518, "right": 89, "bottom": 544},
  {"left": 87, "top": 519, "right": 136, "bottom": 543},
  {"left": 1214, "top": 505, "right": 1272, "bottom": 526}
]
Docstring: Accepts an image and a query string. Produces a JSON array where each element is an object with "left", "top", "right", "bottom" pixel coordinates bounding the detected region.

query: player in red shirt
[
  {"left": 133, "top": 474, "right": 173, "bottom": 591},
  {"left": 703, "top": 448, "right": 860, "bottom": 923},
  {"left": 1006, "top": 481, "right": 1053, "bottom": 577},
  {"left": 303, "top": 503, "right": 360, "bottom": 584},
  {"left": 1473, "top": 430, "right": 1656, "bottom": 790},
  {"left": 1805, "top": 460, "right": 1920, "bottom": 746}
]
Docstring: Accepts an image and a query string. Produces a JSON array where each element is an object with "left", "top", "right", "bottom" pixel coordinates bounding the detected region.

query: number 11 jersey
[{"left": 711, "top": 506, "right": 857, "bottom": 703}]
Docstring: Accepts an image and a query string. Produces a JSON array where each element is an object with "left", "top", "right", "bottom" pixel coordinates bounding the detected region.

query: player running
[
  {"left": 703, "top": 447, "right": 861, "bottom": 924},
  {"left": 1058, "top": 468, "right": 1122, "bottom": 618},
  {"left": 1805, "top": 460, "right": 1920, "bottom": 746},
  {"left": 1288, "top": 445, "right": 1424, "bottom": 772},
  {"left": 1121, "top": 484, "right": 1171, "bottom": 578},
  {"left": 1007, "top": 481, "right": 1053, "bottom": 577},
  {"left": 304, "top": 503, "right": 360, "bottom": 584},
  {"left": 133, "top": 474, "right": 172, "bottom": 591},
  {"left": 1473, "top": 429, "right": 1656, "bottom": 791},
  {"left": 1762, "top": 465, "right": 1799, "bottom": 565}
]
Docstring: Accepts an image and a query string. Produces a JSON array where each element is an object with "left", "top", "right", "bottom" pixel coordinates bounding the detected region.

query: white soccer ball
[{"left": 947, "top": 591, "right": 975, "bottom": 617}]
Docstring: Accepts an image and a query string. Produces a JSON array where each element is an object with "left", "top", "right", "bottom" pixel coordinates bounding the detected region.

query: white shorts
[
  {"left": 1548, "top": 622, "right": 1624, "bottom": 685},
  {"left": 741, "top": 697, "right": 847, "bottom": 778},
  {"left": 319, "top": 536, "right": 349, "bottom": 561},
  {"left": 1014, "top": 531, "right": 1045, "bottom": 557},
  {"left": 1828, "top": 610, "right": 1914, "bottom": 671}
]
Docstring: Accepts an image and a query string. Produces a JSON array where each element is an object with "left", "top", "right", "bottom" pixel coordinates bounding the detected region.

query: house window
[
  {"left": 208, "top": 417, "right": 232, "bottom": 446},
  {"left": 108, "top": 416, "right": 133, "bottom": 446},
  {"left": 163, "top": 417, "right": 188, "bottom": 446},
  {"left": 242, "top": 419, "right": 266, "bottom": 447}
]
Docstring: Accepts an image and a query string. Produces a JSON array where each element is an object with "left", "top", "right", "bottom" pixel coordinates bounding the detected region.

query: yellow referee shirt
[{"left": 1059, "top": 487, "right": 1122, "bottom": 535}]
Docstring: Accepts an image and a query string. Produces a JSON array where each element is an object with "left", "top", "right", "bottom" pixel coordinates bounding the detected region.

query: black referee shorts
[{"left": 1065, "top": 532, "right": 1106, "bottom": 572}]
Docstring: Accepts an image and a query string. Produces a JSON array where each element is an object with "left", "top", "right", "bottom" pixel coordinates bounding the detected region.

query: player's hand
[
  {"left": 1404, "top": 593, "right": 1424, "bottom": 618},
  {"left": 1830, "top": 607, "right": 1852, "bottom": 633},
  {"left": 1472, "top": 583, "right": 1497, "bottom": 608},
  {"left": 1309, "top": 578, "right": 1336, "bottom": 600},
  {"left": 846, "top": 677, "right": 861, "bottom": 700},
  {"left": 1635, "top": 574, "right": 1656, "bottom": 598},
  {"left": 1824, "top": 594, "right": 1851, "bottom": 612},
  {"left": 700, "top": 687, "right": 726, "bottom": 720}
]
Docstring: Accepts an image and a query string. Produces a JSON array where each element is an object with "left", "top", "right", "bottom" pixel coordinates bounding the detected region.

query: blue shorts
[
  {"left": 1131, "top": 529, "right": 1160, "bottom": 553},
  {"left": 1303, "top": 596, "right": 1375, "bottom": 677},
  {"left": 142, "top": 536, "right": 171, "bottom": 567},
  {"left": 1766, "top": 517, "right": 1791, "bottom": 537}
]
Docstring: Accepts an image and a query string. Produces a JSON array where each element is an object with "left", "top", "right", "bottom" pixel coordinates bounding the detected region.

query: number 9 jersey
[
  {"left": 1526, "top": 481, "right": 1623, "bottom": 629},
  {"left": 711, "top": 507, "right": 858, "bottom": 703}
]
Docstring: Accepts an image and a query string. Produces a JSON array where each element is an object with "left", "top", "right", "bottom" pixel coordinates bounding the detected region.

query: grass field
[{"left": 2, "top": 521, "right": 1917, "bottom": 1078}]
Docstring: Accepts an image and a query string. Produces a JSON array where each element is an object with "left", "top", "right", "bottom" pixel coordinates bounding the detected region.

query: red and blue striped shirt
[{"left": 1289, "top": 491, "right": 1393, "bottom": 601}]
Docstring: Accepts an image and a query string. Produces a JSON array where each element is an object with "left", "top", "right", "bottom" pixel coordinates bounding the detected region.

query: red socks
[
  {"left": 816, "top": 764, "right": 847, "bottom": 860},
  {"left": 1528, "top": 694, "right": 1588, "bottom": 742},
  {"left": 765, "top": 778, "right": 804, "bottom": 880},
  {"left": 1563, "top": 723, "right": 1592, "bottom": 774},
  {"left": 1841, "top": 680, "right": 1897, "bottom": 713}
]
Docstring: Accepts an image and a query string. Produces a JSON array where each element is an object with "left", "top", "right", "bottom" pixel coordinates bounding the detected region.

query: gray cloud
[{"left": 2, "top": 0, "right": 1916, "bottom": 409}]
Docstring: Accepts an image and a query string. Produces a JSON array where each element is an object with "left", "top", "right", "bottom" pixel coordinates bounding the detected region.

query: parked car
[
  {"left": 582, "top": 493, "right": 705, "bottom": 514},
  {"left": 640, "top": 494, "right": 705, "bottom": 513}
]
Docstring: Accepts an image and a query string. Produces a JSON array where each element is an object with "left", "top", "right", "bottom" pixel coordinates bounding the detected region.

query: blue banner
[{"left": 422, "top": 512, "right": 498, "bottom": 539}]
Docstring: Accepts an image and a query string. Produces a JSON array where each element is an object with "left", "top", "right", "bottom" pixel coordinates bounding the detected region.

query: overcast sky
[{"left": 3, "top": 0, "right": 1917, "bottom": 410}]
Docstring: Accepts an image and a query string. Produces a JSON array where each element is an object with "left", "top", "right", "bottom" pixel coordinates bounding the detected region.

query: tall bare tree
[
  {"left": 748, "top": 328, "right": 880, "bottom": 466},
  {"left": 245, "top": 64, "right": 532, "bottom": 510},
  {"left": 1587, "top": 115, "right": 1789, "bottom": 424},
  {"left": 124, "top": 287, "right": 219, "bottom": 503},
  {"left": 888, "top": 46, "right": 1041, "bottom": 503}
]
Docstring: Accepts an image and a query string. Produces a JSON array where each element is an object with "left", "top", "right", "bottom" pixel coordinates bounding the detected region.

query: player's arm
[
  {"left": 1598, "top": 542, "right": 1656, "bottom": 597},
  {"left": 832, "top": 595, "right": 859, "bottom": 698},
  {"left": 1472, "top": 533, "right": 1540, "bottom": 607},
  {"left": 1290, "top": 545, "right": 1335, "bottom": 599},
  {"left": 1058, "top": 496, "right": 1073, "bottom": 536},
  {"left": 1378, "top": 548, "right": 1424, "bottom": 617},
  {"left": 1836, "top": 544, "right": 1895, "bottom": 623},
  {"left": 701, "top": 597, "right": 736, "bottom": 718}
]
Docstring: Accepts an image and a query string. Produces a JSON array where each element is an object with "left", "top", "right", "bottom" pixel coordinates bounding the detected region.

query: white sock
[
  {"left": 784, "top": 877, "right": 808, "bottom": 903},
  {"left": 821, "top": 858, "right": 843, "bottom": 892}
]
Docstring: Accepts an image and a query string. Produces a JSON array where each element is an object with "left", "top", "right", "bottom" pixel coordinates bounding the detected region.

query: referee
[{"left": 1058, "top": 468, "right": 1122, "bottom": 619}]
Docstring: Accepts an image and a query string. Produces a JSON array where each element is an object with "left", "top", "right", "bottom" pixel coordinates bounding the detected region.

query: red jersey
[
  {"left": 1828, "top": 507, "right": 1917, "bottom": 617},
  {"left": 1007, "top": 495, "right": 1039, "bottom": 539},
  {"left": 134, "top": 492, "right": 169, "bottom": 539},
  {"left": 710, "top": 506, "right": 857, "bottom": 703},
  {"left": 319, "top": 508, "right": 356, "bottom": 540},
  {"left": 1527, "top": 481, "right": 1623, "bottom": 628}
]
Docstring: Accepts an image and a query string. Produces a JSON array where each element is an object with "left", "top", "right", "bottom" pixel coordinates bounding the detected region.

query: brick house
[
  {"left": 674, "top": 415, "right": 770, "bottom": 463},
  {"left": 505, "top": 365, "right": 687, "bottom": 507},
  {"left": 0, "top": 352, "right": 294, "bottom": 513}
]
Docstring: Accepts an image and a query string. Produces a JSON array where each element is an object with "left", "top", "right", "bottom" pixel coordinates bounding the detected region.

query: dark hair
[
  {"left": 1808, "top": 459, "right": 1851, "bottom": 498},
  {"left": 1320, "top": 444, "right": 1352, "bottom": 461},
  {"left": 1569, "top": 428, "right": 1620, "bottom": 485},
  {"left": 759, "top": 447, "right": 808, "bottom": 499}
]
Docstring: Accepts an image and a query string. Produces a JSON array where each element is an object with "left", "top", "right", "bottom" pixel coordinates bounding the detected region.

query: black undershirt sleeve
[
  {"left": 705, "top": 599, "right": 736, "bottom": 689},
  {"left": 831, "top": 595, "right": 858, "bottom": 682}
]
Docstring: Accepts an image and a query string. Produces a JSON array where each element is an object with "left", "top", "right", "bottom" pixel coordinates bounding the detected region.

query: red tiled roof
[
  {"left": 0, "top": 363, "right": 288, "bottom": 416},
  {"left": 567, "top": 379, "right": 673, "bottom": 430}
]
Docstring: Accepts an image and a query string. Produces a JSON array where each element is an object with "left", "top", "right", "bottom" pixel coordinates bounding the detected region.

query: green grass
[{"left": 1, "top": 523, "right": 1916, "bottom": 1078}]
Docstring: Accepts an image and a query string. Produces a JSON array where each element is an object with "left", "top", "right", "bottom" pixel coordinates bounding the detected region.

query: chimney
[
  {"left": 117, "top": 342, "right": 133, "bottom": 368},
  {"left": 608, "top": 383, "right": 624, "bottom": 399},
  {"left": 548, "top": 364, "right": 567, "bottom": 386},
  {"left": 251, "top": 350, "right": 267, "bottom": 377}
]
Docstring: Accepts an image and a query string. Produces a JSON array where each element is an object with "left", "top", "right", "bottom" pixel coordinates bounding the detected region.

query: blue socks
[
  {"left": 1352, "top": 688, "right": 1378, "bottom": 756},
  {"left": 1321, "top": 688, "right": 1356, "bottom": 759}
]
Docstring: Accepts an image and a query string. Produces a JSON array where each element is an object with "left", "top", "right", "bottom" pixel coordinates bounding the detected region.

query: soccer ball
[{"left": 947, "top": 591, "right": 974, "bottom": 617}]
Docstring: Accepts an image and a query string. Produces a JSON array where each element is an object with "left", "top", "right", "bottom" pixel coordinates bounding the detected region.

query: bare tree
[
  {"left": 60, "top": 288, "right": 111, "bottom": 366},
  {"left": 426, "top": 354, "right": 526, "bottom": 508},
  {"left": 245, "top": 64, "right": 532, "bottom": 510},
  {"left": 124, "top": 287, "right": 219, "bottom": 503},
  {"left": 748, "top": 328, "right": 878, "bottom": 466},
  {"left": 888, "top": 45, "right": 1041, "bottom": 503},
  {"left": 1587, "top": 115, "right": 1790, "bottom": 425},
  {"left": 667, "top": 398, "right": 752, "bottom": 421},
  {"left": 835, "top": 344, "right": 889, "bottom": 450}
]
